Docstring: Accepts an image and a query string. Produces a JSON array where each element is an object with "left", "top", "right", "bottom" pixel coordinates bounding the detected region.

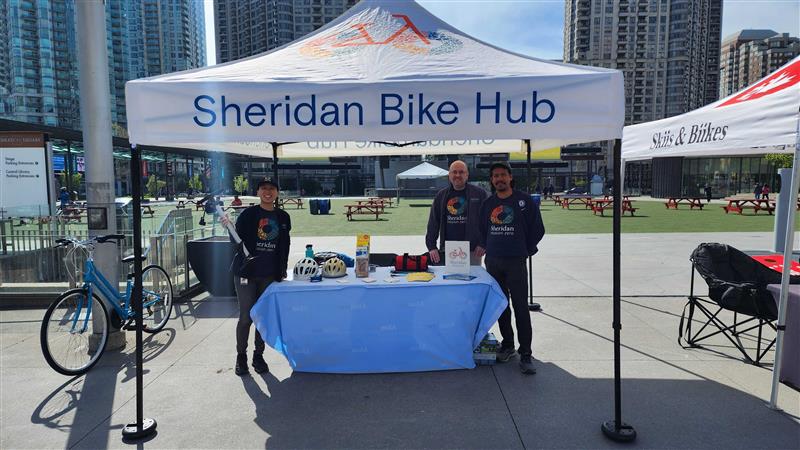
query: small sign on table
[{"left": 445, "top": 240, "right": 470, "bottom": 276}]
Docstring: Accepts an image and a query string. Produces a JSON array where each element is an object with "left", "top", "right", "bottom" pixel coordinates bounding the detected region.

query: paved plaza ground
[{"left": 1, "top": 232, "right": 799, "bottom": 449}]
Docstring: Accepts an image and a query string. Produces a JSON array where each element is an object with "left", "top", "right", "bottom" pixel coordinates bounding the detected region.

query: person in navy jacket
[{"left": 477, "top": 162, "right": 545, "bottom": 374}]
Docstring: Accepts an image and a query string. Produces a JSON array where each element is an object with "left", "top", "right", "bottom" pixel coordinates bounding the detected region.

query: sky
[{"left": 203, "top": 0, "right": 800, "bottom": 65}]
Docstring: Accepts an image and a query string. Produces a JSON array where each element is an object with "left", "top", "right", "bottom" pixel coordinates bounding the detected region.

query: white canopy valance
[
  {"left": 622, "top": 56, "right": 799, "bottom": 161},
  {"left": 125, "top": 0, "right": 624, "bottom": 155}
]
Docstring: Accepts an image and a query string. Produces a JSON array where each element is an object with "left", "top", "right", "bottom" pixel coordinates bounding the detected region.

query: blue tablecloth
[{"left": 251, "top": 266, "right": 507, "bottom": 373}]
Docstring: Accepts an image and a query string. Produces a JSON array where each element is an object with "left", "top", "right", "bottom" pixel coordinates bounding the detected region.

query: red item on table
[{"left": 751, "top": 254, "right": 800, "bottom": 276}]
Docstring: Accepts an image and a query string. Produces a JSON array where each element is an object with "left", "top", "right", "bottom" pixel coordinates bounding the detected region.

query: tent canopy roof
[
  {"left": 125, "top": 0, "right": 624, "bottom": 154},
  {"left": 396, "top": 161, "right": 449, "bottom": 179},
  {"left": 147, "top": 0, "right": 616, "bottom": 85},
  {"left": 622, "top": 56, "right": 799, "bottom": 161}
]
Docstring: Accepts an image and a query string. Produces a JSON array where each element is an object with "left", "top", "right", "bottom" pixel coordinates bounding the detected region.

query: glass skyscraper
[
  {"left": 215, "top": 0, "right": 356, "bottom": 63},
  {"left": 0, "top": 0, "right": 206, "bottom": 132},
  {"left": 564, "top": 0, "right": 722, "bottom": 125}
]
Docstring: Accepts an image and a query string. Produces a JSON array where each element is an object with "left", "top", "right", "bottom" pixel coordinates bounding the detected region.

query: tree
[
  {"left": 233, "top": 174, "right": 249, "bottom": 195},
  {"left": 765, "top": 153, "right": 793, "bottom": 168},
  {"left": 57, "top": 171, "right": 82, "bottom": 199},
  {"left": 188, "top": 174, "right": 204, "bottom": 193},
  {"left": 111, "top": 123, "right": 129, "bottom": 138},
  {"left": 146, "top": 175, "right": 166, "bottom": 199}
]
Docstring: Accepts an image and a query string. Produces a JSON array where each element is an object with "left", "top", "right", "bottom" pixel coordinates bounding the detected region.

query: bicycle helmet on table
[
  {"left": 293, "top": 258, "right": 319, "bottom": 281},
  {"left": 322, "top": 257, "right": 347, "bottom": 278}
]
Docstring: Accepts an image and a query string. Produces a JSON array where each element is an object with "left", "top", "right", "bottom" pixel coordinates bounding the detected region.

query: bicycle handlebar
[
  {"left": 96, "top": 234, "right": 125, "bottom": 243},
  {"left": 54, "top": 234, "right": 125, "bottom": 248}
]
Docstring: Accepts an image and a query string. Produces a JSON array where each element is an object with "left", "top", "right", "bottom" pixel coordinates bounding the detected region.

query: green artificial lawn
[
  {"left": 284, "top": 197, "right": 800, "bottom": 236},
  {"left": 6, "top": 197, "right": 797, "bottom": 238}
]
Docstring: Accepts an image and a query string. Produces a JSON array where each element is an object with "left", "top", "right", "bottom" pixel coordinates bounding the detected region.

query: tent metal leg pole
[
  {"left": 524, "top": 139, "right": 540, "bottom": 312},
  {"left": 767, "top": 127, "right": 800, "bottom": 410},
  {"left": 602, "top": 138, "right": 635, "bottom": 442},
  {"left": 271, "top": 143, "right": 279, "bottom": 183},
  {"left": 122, "top": 144, "right": 157, "bottom": 441}
]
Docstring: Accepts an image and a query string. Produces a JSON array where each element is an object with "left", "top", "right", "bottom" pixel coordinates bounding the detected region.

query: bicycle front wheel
[
  {"left": 140, "top": 265, "right": 173, "bottom": 333},
  {"left": 40, "top": 289, "right": 109, "bottom": 376}
]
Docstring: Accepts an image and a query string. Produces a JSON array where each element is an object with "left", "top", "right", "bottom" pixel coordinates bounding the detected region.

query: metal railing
[{"left": 0, "top": 209, "right": 226, "bottom": 298}]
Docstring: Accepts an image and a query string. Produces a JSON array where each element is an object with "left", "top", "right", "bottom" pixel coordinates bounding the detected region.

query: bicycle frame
[
  {"left": 66, "top": 242, "right": 168, "bottom": 334},
  {"left": 83, "top": 258, "right": 134, "bottom": 319}
]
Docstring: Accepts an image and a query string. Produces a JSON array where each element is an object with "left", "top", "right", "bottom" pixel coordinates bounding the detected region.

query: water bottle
[{"left": 305, "top": 244, "right": 314, "bottom": 258}]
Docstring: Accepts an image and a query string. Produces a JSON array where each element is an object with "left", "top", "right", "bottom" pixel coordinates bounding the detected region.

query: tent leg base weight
[
  {"left": 528, "top": 302, "right": 541, "bottom": 312},
  {"left": 122, "top": 418, "right": 157, "bottom": 441},
  {"left": 765, "top": 402, "right": 783, "bottom": 412},
  {"left": 601, "top": 420, "right": 636, "bottom": 442}
]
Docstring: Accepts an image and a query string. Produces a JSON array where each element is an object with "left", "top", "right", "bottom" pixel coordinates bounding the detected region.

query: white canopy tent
[
  {"left": 622, "top": 56, "right": 800, "bottom": 409},
  {"left": 126, "top": 0, "right": 623, "bottom": 148},
  {"left": 396, "top": 161, "right": 449, "bottom": 179},
  {"left": 125, "top": 0, "right": 633, "bottom": 439},
  {"left": 395, "top": 161, "right": 448, "bottom": 202},
  {"left": 622, "top": 56, "right": 798, "bottom": 161}
]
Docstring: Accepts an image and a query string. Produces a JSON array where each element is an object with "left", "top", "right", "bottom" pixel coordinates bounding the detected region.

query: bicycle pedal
[{"left": 122, "top": 320, "right": 137, "bottom": 331}]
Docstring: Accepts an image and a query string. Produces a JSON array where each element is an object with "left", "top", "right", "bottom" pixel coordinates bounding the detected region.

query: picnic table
[
  {"left": 344, "top": 203, "right": 385, "bottom": 221},
  {"left": 769, "top": 199, "right": 800, "bottom": 211},
  {"left": 226, "top": 205, "right": 249, "bottom": 213},
  {"left": 560, "top": 195, "right": 593, "bottom": 209},
  {"left": 551, "top": 194, "right": 562, "bottom": 206},
  {"left": 368, "top": 197, "right": 394, "bottom": 207},
  {"left": 603, "top": 195, "right": 631, "bottom": 201},
  {"left": 278, "top": 197, "right": 304, "bottom": 209},
  {"left": 58, "top": 205, "right": 87, "bottom": 223},
  {"left": 141, "top": 205, "right": 156, "bottom": 218},
  {"left": 591, "top": 199, "right": 638, "bottom": 216},
  {"left": 664, "top": 197, "right": 705, "bottom": 209},
  {"left": 722, "top": 197, "right": 774, "bottom": 215}
]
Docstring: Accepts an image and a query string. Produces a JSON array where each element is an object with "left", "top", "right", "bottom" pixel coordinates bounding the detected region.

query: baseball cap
[
  {"left": 489, "top": 162, "right": 512, "bottom": 175},
  {"left": 257, "top": 177, "right": 280, "bottom": 190}
]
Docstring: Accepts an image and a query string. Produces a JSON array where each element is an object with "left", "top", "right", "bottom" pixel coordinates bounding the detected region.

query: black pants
[
  {"left": 233, "top": 276, "right": 274, "bottom": 355},
  {"left": 485, "top": 256, "right": 532, "bottom": 356}
]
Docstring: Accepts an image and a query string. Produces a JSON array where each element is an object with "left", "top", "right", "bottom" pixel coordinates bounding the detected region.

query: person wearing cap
[
  {"left": 476, "top": 162, "right": 545, "bottom": 375},
  {"left": 426, "top": 160, "right": 488, "bottom": 265},
  {"left": 222, "top": 177, "right": 291, "bottom": 376}
]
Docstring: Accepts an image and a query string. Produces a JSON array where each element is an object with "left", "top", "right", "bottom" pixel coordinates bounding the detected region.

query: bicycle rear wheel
[
  {"left": 40, "top": 289, "right": 109, "bottom": 376},
  {"left": 140, "top": 265, "right": 173, "bottom": 333}
]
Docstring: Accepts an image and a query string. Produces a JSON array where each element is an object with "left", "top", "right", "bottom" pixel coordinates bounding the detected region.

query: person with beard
[
  {"left": 426, "top": 160, "right": 488, "bottom": 266},
  {"left": 476, "top": 162, "right": 545, "bottom": 374},
  {"left": 222, "top": 178, "right": 291, "bottom": 376}
]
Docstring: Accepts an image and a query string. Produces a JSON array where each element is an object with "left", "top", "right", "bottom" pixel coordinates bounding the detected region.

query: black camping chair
[{"left": 681, "top": 243, "right": 800, "bottom": 365}]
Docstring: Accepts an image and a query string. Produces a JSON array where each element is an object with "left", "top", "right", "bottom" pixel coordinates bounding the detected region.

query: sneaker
[
  {"left": 235, "top": 353, "right": 249, "bottom": 376},
  {"left": 519, "top": 355, "right": 537, "bottom": 375},
  {"left": 252, "top": 353, "right": 269, "bottom": 374},
  {"left": 496, "top": 346, "right": 516, "bottom": 362}
]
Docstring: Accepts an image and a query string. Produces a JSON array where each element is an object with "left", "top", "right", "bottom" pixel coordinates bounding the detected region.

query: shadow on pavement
[
  {"left": 237, "top": 362, "right": 799, "bottom": 449},
  {"left": 30, "top": 328, "right": 176, "bottom": 448}
]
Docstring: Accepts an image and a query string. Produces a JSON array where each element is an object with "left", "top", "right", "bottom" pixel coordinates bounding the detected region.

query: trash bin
[
  {"left": 318, "top": 199, "right": 330, "bottom": 214},
  {"left": 531, "top": 194, "right": 542, "bottom": 208},
  {"left": 186, "top": 236, "right": 237, "bottom": 297},
  {"left": 309, "top": 199, "right": 319, "bottom": 215}
]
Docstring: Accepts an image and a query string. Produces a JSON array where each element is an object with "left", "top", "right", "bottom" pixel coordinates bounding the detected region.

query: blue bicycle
[{"left": 40, "top": 234, "right": 173, "bottom": 375}]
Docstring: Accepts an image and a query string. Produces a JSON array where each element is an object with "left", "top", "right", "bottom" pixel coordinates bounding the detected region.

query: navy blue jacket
[{"left": 426, "top": 183, "right": 489, "bottom": 251}]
